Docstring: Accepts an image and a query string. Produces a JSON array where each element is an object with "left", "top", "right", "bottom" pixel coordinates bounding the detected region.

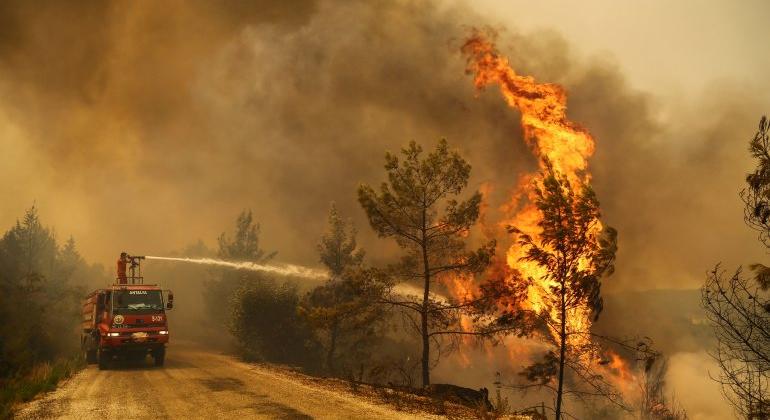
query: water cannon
[{"left": 117, "top": 252, "right": 146, "bottom": 284}]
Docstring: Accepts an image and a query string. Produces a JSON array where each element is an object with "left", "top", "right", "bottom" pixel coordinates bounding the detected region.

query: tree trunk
[
  {"left": 421, "top": 243, "right": 431, "bottom": 388},
  {"left": 327, "top": 322, "right": 338, "bottom": 374},
  {"left": 555, "top": 281, "right": 567, "bottom": 420},
  {"left": 421, "top": 205, "right": 431, "bottom": 388}
]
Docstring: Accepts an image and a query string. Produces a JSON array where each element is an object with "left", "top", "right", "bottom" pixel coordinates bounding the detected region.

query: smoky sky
[{"left": 0, "top": 0, "right": 767, "bottom": 294}]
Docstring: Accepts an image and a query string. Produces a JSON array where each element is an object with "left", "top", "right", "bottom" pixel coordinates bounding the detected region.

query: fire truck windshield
[{"left": 113, "top": 290, "right": 163, "bottom": 313}]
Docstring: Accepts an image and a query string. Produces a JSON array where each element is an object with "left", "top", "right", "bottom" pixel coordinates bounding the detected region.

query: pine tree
[
  {"left": 300, "top": 204, "right": 384, "bottom": 375},
  {"left": 513, "top": 162, "right": 617, "bottom": 420},
  {"left": 358, "top": 139, "right": 494, "bottom": 386}
]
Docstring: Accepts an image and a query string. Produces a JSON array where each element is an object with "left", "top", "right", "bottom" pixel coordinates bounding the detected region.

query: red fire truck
[{"left": 81, "top": 253, "right": 174, "bottom": 369}]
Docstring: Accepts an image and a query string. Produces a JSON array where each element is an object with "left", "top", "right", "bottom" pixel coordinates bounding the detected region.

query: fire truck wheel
[
  {"left": 85, "top": 348, "right": 97, "bottom": 364},
  {"left": 153, "top": 347, "right": 165, "bottom": 367},
  {"left": 97, "top": 348, "right": 110, "bottom": 370}
]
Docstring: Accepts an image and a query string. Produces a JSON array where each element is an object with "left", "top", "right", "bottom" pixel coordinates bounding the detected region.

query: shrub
[{"left": 229, "top": 279, "right": 320, "bottom": 368}]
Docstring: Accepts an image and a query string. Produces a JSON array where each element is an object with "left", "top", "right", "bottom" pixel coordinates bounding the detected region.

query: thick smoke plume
[
  {"left": 0, "top": 0, "right": 765, "bottom": 294},
  {"left": 0, "top": 1, "right": 768, "bottom": 416},
  {"left": 0, "top": 0, "right": 765, "bottom": 292}
]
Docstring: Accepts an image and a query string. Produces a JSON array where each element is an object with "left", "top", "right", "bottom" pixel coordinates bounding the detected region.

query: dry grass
[
  {"left": 0, "top": 356, "right": 84, "bottom": 419},
  {"left": 248, "top": 362, "right": 542, "bottom": 419}
]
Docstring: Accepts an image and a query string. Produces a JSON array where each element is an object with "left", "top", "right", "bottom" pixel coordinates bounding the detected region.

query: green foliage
[
  {"left": 300, "top": 204, "right": 385, "bottom": 375},
  {"left": 317, "top": 203, "right": 364, "bottom": 277},
  {"left": 300, "top": 268, "right": 388, "bottom": 375},
  {"left": 0, "top": 355, "right": 84, "bottom": 419},
  {"left": 357, "top": 139, "right": 494, "bottom": 386},
  {"left": 0, "top": 206, "right": 102, "bottom": 379},
  {"left": 204, "top": 210, "right": 276, "bottom": 327},
  {"left": 217, "top": 210, "right": 276, "bottom": 261},
  {"left": 229, "top": 279, "right": 320, "bottom": 367},
  {"left": 0, "top": 206, "right": 102, "bottom": 417},
  {"left": 742, "top": 116, "right": 770, "bottom": 288}
]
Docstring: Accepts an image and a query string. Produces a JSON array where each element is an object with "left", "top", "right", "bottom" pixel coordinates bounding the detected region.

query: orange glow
[
  {"left": 445, "top": 272, "right": 476, "bottom": 368},
  {"left": 461, "top": 30, "right": 602, "bottom": 348},
  {"left": 607, "top": 351, "right": 634, "bottom": 383},
  {"left": 461, "top": 31, "right": 594, "bottom": 184},
  {"left": 602, "top": 350, "right": 638, "bottom": 398},
  {"left": 444, "top": 29, "right": 643, "bottom": 405}
]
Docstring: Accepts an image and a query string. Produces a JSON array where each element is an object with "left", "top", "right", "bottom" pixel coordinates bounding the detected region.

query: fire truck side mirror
[{"left": 166, "top": 291, "right": 174, "bottom": 310}]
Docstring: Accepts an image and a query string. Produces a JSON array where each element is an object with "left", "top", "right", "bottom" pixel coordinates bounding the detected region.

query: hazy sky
[{"left": 476, "top": 0, "right": 770, "bottom": 96}]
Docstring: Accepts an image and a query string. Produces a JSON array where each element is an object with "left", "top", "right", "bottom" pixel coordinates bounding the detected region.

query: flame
[
  {"left": 461, "top": 31, "right": 594, "bottom": 183},
  {"left": 445, "top": 272, "right": 477, "bottom": 368},
  {"left": 436, "top": 29, "right": 652, "bottom": 408},
  {"left": 460, "top": 30, "right": 602, "bottom": 350},
  {"left": 602, "top": 350, "right": 638, "bottom": 399},
  {"left": 606, "top": 351, "right": 635, "bottom": 383}
]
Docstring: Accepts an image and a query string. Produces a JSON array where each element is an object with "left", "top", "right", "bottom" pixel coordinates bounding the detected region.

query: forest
[{"left": 1, "top": 117, "right": 768, "bottom": 419}]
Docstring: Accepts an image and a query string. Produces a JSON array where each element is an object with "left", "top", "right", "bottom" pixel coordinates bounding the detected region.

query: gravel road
[{"left": 14, "top": 342, "right": 431, "bottom": 419}]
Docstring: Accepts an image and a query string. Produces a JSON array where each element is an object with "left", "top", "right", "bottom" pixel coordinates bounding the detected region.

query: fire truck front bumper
[{"left": 101, "top": 331, "right": 169, "bottom": 349}]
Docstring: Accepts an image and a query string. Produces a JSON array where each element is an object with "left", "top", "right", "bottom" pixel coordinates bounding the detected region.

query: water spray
[
  {"left": 143, "top": 256, "right": 444, "bottom": 300},
  {"left": 144, "top": 256, "right": 328, "bottom": 280}
]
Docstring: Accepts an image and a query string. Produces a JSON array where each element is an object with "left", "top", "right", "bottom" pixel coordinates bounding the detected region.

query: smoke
[
  {"left": 0, "top": 0, "right": 765, "bottom": 294},
  {"left": 666, "top": 351, "right": 733, "bottom": 420},
  {"left": 1, "top": 0, "right": 767, "bottom": 415},
  {"left": 145, "top": 256, "right": 327, "bottom": 279}
]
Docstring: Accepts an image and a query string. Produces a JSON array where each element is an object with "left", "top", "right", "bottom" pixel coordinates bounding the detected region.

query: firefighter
[{"left": 117, "top": 252, "right": 129, "bottom": 284}]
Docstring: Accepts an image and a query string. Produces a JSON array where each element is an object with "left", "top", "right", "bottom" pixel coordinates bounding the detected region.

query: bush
[
  {"left": 229, "top": 279, "right": 320, "bottom": 368},
  {"left": 0, "top": 356, "right": 84, "bottom": 419}
]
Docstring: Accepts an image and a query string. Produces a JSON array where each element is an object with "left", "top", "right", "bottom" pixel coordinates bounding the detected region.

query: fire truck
[{"left": 81, "top": 253, "right": 174, "bottom": 369}]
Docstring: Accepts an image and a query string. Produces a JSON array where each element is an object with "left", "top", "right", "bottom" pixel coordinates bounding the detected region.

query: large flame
[
  {"left": 461, "top": 30, "right": 601, "bottom": 348},
  {"left": 461, "top": 32, "right": 594, "bottom": 182}
]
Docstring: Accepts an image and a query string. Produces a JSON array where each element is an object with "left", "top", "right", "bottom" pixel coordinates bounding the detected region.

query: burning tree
[
  {"left": 702, "top": 116, "right": 770, "bottom": 418},
  {"left": 510, "top": 162, "right": 617, "bottom": 420},
  {"left": 357, "top": 139, "right": 495, "bottom": 387},
  {"left": 460, "top": 30, "right": 628, "bottom": 418}
]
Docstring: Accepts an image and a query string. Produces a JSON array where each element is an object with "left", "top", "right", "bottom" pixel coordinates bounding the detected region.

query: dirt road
[{"left": 14, "top": 343, "right": 433, "bottom": 419}]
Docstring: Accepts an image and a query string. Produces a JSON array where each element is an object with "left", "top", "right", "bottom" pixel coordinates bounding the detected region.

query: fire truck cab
[{"left": 81, "top": 254, "right": 174, "bottom": 369}]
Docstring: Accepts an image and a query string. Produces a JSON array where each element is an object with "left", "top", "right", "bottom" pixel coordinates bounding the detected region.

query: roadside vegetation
[
  {"left": 0, "top": 356, "right": 83, "bottom": 419},
  {"left": 215, "top": 140, "right": 682, "bottom": 418},
  {"left": 0, "top": 206, "right": 104, "bottom": 418},
  {"left": 13, "top": 128, "right": 770, "bottom": 418}
]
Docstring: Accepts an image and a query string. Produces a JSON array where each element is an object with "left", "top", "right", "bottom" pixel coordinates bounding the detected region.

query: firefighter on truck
[{"left": 81, "top": 252, "right": 174, "bottom": 369}]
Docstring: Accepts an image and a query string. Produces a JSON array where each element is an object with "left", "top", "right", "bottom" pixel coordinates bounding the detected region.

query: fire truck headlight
[
  {"left": 107, "top": 332, "right": 120, "bottom": 337},
  {"left": 159, "top": 330, "right": 168, "bottom": 335}
]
